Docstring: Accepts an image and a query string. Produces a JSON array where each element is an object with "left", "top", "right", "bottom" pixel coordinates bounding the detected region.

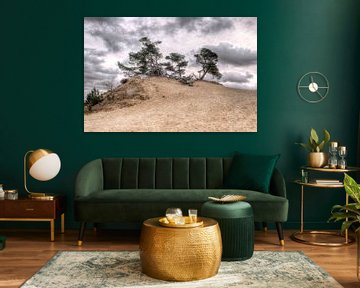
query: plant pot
[{"left": 307, "top": 152, "right": 328, "bottom": 168}]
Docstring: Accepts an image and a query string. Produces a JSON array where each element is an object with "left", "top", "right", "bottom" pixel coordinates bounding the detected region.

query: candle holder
[
  {"left": 337, "top": 146, "right": 347, "bottom": 169},
  {"left": 328, "top": 142, "right": 338, "bottom": 169}
]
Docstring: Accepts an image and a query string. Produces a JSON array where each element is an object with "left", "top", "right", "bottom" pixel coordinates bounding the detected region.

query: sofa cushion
[
  {"left": 223, "top": 153, "right": 280, "bottom": 193},
  {"left": 75, "top": 189, "right": 288, "bottom": 222}
]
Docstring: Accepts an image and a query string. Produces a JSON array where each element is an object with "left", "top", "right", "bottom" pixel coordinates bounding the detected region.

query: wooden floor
[{"left": 0, "top": 228, "right": 358, "bottom": 288}]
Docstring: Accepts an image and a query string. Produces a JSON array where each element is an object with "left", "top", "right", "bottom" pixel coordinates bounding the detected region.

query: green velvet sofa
[{"left": 74, "top": 157, "right": 288, "bottom": 245}]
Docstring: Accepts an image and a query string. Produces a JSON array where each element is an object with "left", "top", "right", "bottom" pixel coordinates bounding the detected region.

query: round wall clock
[{"left": 297, "top": 72, "right": 329, "bottom": 103}]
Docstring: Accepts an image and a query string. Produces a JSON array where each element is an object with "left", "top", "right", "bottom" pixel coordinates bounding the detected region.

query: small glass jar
[
  {"left": 301, "top": 169, "right": 308, "bottom": 183},
  {"left": 5, "top": 189, "right": 18, "bottom": 200},
  {"left": 0, "top": 184, "right": 4, "bottom": 199},
  {"left": 165, "top": 207, "right": 183, "bottom": 224}
]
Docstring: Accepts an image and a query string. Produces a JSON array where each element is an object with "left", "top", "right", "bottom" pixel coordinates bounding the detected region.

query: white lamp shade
[{"left": 29, "top": 153, "right": 61, "bottom": 181}]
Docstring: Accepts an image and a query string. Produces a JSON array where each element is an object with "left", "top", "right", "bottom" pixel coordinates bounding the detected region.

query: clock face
[{"left": 297, "top": 72, "right": 329, "bottom": 103}]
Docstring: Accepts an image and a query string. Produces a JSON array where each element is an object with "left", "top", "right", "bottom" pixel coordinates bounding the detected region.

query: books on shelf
[{"left": 314, "top": 179, "right": 341, "bottom": 185}]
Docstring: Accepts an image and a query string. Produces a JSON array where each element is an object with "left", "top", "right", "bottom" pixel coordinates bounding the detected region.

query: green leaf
[
  {"left": 317, "top": 140, "right": 325, "bottom": 152},
  {"left": 344, "top": 173, "right": 360, "bottom": 204},
  {"left": 310, "top": 128, "right": 319, "bottom": 144},
  {"left": 341, "top": 220, "right": 358, "bottom": 234},
  {"left": 329, "top": 212, "right": 357, "bottom": 221},
  {"left": 308, "top": 137, "right": 317, "bottom": 152},
  {"left": 295, "top": 142, "right": 312, "bottom": 152},
  {"left": 323, "top": 129, "right": 330, "bottom": 144},
  {"left": 331, "top": 203, "right": 360, "bottom": 215}
]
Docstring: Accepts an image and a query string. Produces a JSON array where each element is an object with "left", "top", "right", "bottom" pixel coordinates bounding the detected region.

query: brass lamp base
[{"left": 28, "top": 193, "right": 55, "bottom": 200}]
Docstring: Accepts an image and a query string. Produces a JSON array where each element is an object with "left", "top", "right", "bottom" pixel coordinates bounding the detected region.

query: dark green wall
[{"left": 1, "top": 0, "right": 359, "bottom": 230}]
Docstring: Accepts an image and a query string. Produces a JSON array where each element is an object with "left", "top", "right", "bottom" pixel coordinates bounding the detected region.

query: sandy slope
[{"left": 84, "top": 77, "right": 257, "bottom": 132}]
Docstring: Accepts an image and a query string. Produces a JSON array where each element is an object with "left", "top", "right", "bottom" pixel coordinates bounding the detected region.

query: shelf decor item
[
  {"left": 300, "top": 169, "right": 309, "bottom": 183},
  {"left": 329, "top": 173, "right": 360, "bottom": 279},
  {"left": 4, "top": 189, "right": 18, "bottom": 200},
  {"left": 0, "top": 184, "right": 4, "bottom": 199},
  {"left": 24, "top": 148, "right": 61, "bottom": 199},
  {"left": 296, "top": 128, "right": 330, "bottom": 168},
  {"left": 328, "top": 142, "right": 338, "bottom": 169},
  {"left": 338, "top": 146, "right": 347, "bottom": 169}
]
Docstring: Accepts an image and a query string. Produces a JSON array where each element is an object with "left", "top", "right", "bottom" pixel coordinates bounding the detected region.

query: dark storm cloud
[
  {"left": 84, "top": 67, "right": 118, "bottom": 95},
  {"left": 200, "top": 17, "right": 234, "bottom": 34},
  {"left": 84, "top": 48, "right": 106, "bottom": 66},
  {"left": 85, "top": 17, "right": 119, "bottom": 26},
  {"left": 90, "top": 30, "right": 124, "bottom": 52},
  {"left": 171, "top": 17, "right": 202, "bottom": 32},
  {"left": 206, "top": 42, "right": 257, "bottom": 66},
  {"left": 240, "top": 17, "right": 257, "bottom": 28},
  {"left": 85, "top": 48, "right": 107, "bottom": 57},
  {"left": 221, "top": 71, "right": 253, "bottom": 84},
  {"left": 85, "top": 18, "right": 137, "bottom": 53},
  {"left": 84, "top": 49, "right": 119, "bottom": 96},
  {"left": 164, "top": 17, "right": 234, "bottom": 35}
]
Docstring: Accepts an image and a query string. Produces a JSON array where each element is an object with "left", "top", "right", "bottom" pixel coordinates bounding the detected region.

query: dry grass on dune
[{"left": 84, "top": 76, "right": 257, "bottom": 132}]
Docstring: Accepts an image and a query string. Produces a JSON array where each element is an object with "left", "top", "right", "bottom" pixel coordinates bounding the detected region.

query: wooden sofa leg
[
  {"left": 262, "top": 222, "right": 268, "bottom": 232},
  {"left": 78, "top": 222, "right": 86, "bottom": 246},
  {"left": 276, "top": 222, "right": 285, "bottom": 246}
]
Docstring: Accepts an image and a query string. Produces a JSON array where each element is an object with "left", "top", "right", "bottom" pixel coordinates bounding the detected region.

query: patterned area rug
[{"left": 21, "top": 251, "right": 342, "bottom": 288}]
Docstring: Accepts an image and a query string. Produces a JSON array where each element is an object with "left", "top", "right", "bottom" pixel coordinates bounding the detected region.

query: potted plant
[
  {"left": 296, "top": 128, "right": 330, "bottom": 167},
  {"left": 329, "top": 173, "right": 360, "bottom": 279}
]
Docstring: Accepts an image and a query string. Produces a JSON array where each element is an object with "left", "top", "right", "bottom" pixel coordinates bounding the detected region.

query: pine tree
[
  {"left": 118, "top": 37, "right": 165, "bottom": 77},
  {"left": 85, "top": 87, "right": 102, "bottom": 111},
  {"left": 194, "top": 48, "right": 222, "bottom": 80},
  {"left": 164, "top": 53, "right": 188, "bottom": 79}
]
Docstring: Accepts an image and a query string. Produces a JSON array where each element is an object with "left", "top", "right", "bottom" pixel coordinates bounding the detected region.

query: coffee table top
[{"left": 143, "top": 217, "right": 217, "bottom": 229}]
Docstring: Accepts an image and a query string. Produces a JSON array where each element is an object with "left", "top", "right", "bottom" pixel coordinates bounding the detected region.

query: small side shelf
[
  {"left": 301, "top": 166, "right": 360, "bottom": 173},
  {"left": 293, "top": 180, "right": 343, "bottom": 188},
  {"left": 292, "top": 166, "right": 360, "bottom": 246}
]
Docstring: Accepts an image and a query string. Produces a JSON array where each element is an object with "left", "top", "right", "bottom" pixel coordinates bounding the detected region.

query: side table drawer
[{"left": 1, "top": 201, "right": 55, "bottom": 218}]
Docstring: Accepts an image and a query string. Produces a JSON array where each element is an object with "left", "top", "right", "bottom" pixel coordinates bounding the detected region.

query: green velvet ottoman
[{"left": 201, "top": 201, "right": 254, "bottom": 261}]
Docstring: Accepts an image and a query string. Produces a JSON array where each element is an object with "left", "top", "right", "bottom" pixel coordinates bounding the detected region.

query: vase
[{"left": 308, "top": 152, "right": 328, "bottom": 168}]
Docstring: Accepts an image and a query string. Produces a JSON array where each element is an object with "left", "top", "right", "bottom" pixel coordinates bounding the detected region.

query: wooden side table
[{"left": 0, "top": 195, "right": 66, "bottom": 241}]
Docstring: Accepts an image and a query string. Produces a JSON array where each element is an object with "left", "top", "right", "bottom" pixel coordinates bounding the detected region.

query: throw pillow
[{"left": 223, "top": 153, "right": 280, "bottom": 193}]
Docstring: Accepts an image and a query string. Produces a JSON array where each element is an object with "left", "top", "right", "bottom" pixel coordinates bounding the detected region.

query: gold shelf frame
[{"left": 291, "top": 166, "right": 360, "bottom": 247}]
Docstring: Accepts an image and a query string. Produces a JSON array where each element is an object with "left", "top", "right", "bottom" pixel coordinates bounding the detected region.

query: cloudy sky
[{"left": 84, "top": 17, "right": 257, "bottom": 97}]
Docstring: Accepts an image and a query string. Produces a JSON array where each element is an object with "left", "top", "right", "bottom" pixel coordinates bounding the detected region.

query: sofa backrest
[{"left": 102, "top": 157, "right": 234, "bottom": 189}]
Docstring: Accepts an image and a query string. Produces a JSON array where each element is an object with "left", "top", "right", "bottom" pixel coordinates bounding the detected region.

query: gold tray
[
  {"left": 159, "top": 216, "right": 204, "bottom": 228},
  {"left": 208, "top": 194, "right": 246, "bottom": 203}
]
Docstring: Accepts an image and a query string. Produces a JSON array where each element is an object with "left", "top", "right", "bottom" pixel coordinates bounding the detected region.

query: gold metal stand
[{"left": 291, "top": 181, "right": 355, "bottom": 246}]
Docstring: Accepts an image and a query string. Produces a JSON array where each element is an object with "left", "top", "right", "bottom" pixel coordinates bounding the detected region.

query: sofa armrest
[
  {"left": 269, "top": 168, "right": 287, "bottom": 198},
  {"left": 75, "top": 159, "right": 104, "bottom": 199}
]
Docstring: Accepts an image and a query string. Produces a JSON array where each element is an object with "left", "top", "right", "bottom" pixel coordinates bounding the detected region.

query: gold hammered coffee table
[{"left": 139, "top": 217, "right": 222, "bottom": 281}]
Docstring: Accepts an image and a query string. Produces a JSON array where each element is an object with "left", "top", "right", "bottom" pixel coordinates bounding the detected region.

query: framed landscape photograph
[{"left": 84, "top": 17, "right": 257, "bottom": 132}]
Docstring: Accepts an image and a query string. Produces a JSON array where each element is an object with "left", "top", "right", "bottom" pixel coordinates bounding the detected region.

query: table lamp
[{"left": 24, "top": 149, "right": 61, "bottom": 199}]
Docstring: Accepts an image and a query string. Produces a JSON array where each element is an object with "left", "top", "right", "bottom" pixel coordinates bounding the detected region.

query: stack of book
[{"left": 314, "top": 179, "right": 341, "bottom": 185}]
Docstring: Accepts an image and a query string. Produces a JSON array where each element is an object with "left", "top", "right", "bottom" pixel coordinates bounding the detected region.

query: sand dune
[{"left": 84, "top": 77, "right": 257, "bottom": 132}]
